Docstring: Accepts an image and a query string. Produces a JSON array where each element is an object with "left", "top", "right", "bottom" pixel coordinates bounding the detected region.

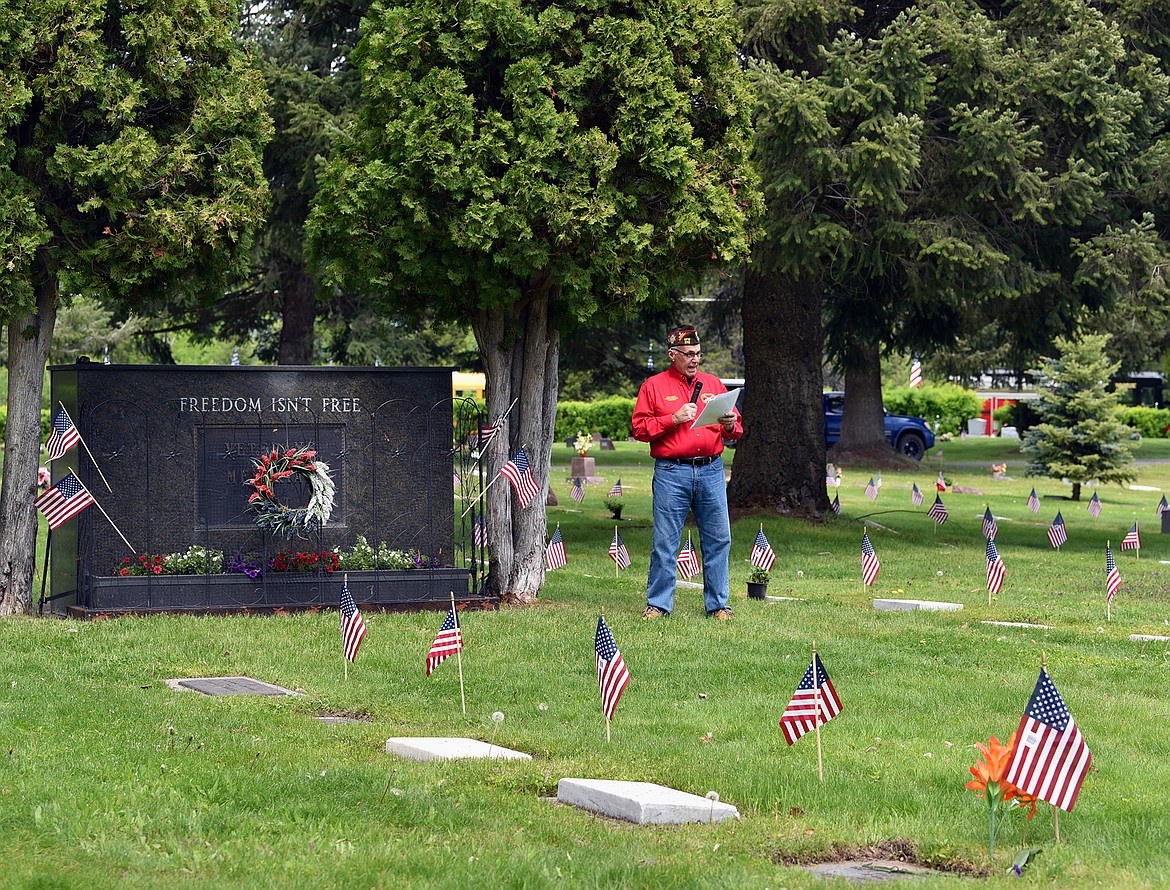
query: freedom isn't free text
[{"left": 177, "top": 396, "right": 363, "bottom": 413}]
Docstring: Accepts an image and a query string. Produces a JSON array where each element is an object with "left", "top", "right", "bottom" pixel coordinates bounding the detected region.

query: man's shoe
[
  {"left": 711, "top": 608, "right": 733, "bottom": 621},
  {"left": 642, "top": 606, "right": 665, "bottom": 620}
]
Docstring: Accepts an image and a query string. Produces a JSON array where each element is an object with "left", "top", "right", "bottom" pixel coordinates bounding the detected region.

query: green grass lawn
[{"left": 4, "top": 439, "right": 1169, "bottom": 888}]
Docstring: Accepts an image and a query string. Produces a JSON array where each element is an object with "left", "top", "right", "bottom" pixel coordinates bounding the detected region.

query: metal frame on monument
[{"left": 42, "top": 363, "right": 480, "bottom": 616}]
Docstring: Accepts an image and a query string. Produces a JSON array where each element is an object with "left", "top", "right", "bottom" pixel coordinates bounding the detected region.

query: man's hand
[
  {"left": 672, "top": 402, "right": 698, "bottom": 425},
  {"left": 719, "top": 412, "right": 736, "bottom": 431}
]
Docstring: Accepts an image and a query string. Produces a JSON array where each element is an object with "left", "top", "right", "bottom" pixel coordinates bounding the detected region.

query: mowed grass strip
[{"left": 3, "top": 440, "right": 1168, "bottom": 888}]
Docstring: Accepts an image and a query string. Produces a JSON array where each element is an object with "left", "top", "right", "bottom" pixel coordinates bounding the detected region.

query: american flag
[
  {"left": 608, "top": 479, "right": 623, "bottom": 498},
  {"left": 876, "top": 471, "right": 883, "bottom": 490},
  {"left": 595, "top": 615, "right": 630, "bottom": 721},
  {"left": 473, "top": 515, "right": 487, "bottom": 549},
  {"left": 676, "top": 533, "right": 701, "bottom": 580},
  {"left": 425, "top": 606, "right": 463, "bottom": 676},
  {"left": 936, "top": 472, "right": 946, "bottom": 492},
  {"left": 982, "top": 506, "right": 998, "bottom": 540},
  {"left": 928, "top": 495, "right": 948, "bottom": 525},
  {"left": 477, "top": 422, "right": 499, "bottom": 450},
  {"left": 230, "top": 348, "right": 240, "bottom": 365},
  {"left": 570, "top": 477, "right": 585, "bottom": 504},
  {"left": 911, "top": 483, "right": 923, "bottom": 507},
  {"left": 1087, "top": 492, "right": 1102, "bottom": 518},
  {"left": 34, "top": 472, "right": 95, "bottom": 530},
  {"left": 779, "top": 653, "right": 843, "bottom": 746},
  {"left": 1157, "top": 495, "right": 1168, "bottom": 517},
  {"left": 339, "top": 580, "right": 367, "bottom": 663},
  {"left": 831, "top": 493, "right": 841, "bottom": 515},
  {"left": 909, "top": 352, "right": 923, "bottom": 389},
  {"left": 500, "top": 448, "right": 540, "bottom": 509},
  {"left": 1120, "top": 521, "right": 1140, "bottom": 551},
  {"left": 545, "top": 524, "right": 567, "bottom": 570},
  {"left": 609, "top": 529, "right": 630, "bottom": 569},
  {"left": 861, "top": 532, "right": 880, "bottom": 586},
  {"left": 44, "top": 408, "right": 81, "bottom": 461},
  {"left": 1027, "top": 488, "right": 1041, "bottom": 514},
  {"left": 1047, "top": 512, "right": 1067, "bottom": 549},
  {"left": 1004, "top": 667, "right": 1092, "bottom": 812},
  {"left": 750, "top": 527, "right": 776, "bottom": 572},
  {"left": 986, "top": 537, "right": 1005, "bottom": 599},
  {"left": 864, "top": 477, "right": 878, "bottom": 501},
  {"left": 1105, "top": 545, "right": 1121, "bottom": 604}
]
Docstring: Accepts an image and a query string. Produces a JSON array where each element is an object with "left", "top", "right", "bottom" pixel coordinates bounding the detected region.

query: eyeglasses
[{"left": 671, "top": 349, "right": 702, "bottom": 360}]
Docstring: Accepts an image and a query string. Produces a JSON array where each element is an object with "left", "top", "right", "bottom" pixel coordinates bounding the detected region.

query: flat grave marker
[
  {"left": 168, "top": 676, "right": 298, "bottom": 696},
  {"left": 385, "top": 737, "right": 531, "bottom": 762},
  {"left": 873, "top": 599, "right": 963, "bottom": 613},
  {"left": 556, "top": 778, "right": 739, "bottom": 825}
]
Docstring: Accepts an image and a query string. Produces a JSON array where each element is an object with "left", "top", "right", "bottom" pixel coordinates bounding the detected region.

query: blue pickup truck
[
  {"left": 822, "top": 392, "right": 934, "bottom": 460},
  {"left": 720, "top": 383, "right": 935, "bottom": 460}
]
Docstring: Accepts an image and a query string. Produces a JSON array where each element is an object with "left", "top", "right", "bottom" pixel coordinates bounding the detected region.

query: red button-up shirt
[{"left": 631, "top": 367, "right": 742, "bottom": 459}]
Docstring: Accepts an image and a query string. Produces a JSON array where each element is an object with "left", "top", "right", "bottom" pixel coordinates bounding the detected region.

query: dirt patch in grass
[{"left": 774, "top": 838, "right": 989, "bottom": 877}]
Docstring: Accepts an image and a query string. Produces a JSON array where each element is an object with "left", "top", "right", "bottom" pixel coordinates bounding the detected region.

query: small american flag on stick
[
  {"left": 1087, "top": 492, "right": 1102, "bottom": 518},
  {"left": 1106, "top": 545, "right": 1121, "bottom": 605},
  {"left": 982, "top": 506, "right": 998, "bottom": 541},
  {"left": 928, "top": 495, "right": 948, "bottom": 525},
  {"left": 595, "top": 615, "right": 630, "bottom": 723},
  {"left": 426, "top": 606, "right": 463, "bottom": 676},
  {"left": 676, "top": 533, "right": 700, "bottom": 580},
  {"left": 500, "top": 448, "right": 540, "bottom": 509},
  {"left": 779, "top": 652, "right": 842, "bottom": 746},
  {"left": 34, "top": 472, "right": 94, "bottom": 530},
  {"left": 1047, "top": 512, "right": 1067, "bottom": 549},
  {"left": 1004, "top": 665, "right": 1092, "bottom": 813},
  {"left": 1027, "top": 488, "right": 1040, "bottom": 513},
  {"left": 861, "top": 532, "right": 880, "bottom": 586},
  {"left": 545, "top": 524, "right": 567, "bottom": 570},
  {"left": 911, "top": 483, "right": 923, "bottom": 507},
  {"left": 986, "top": 537, "right": 1005, "bottom": 600},
  {"left": 750, "top": 526, "right": 776, "bottom": 571},
  {"left": 339, "top": 579, "right": 367, "bottom": 664},
  {"left": 44, "top": 408, "right": 81, "bottom": 461},
  {"left": 608, "top": 479, "right": 623, "bottom": 498},
  {"left": 1120, "top": 521, "right": 1140, "bottom": 552},
  {"left": 608, "top": 529, "right": 630, "bottom": 570},
  {"left": 909, "top": 353, "right": 923, "bottom": 389},
  {"left": 570, "top": 477, "right": 585, "bottom": 504}
]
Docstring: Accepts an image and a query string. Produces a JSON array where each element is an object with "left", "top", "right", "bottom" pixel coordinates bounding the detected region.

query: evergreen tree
[
  {"left": 309, "top": 0, "right": 761, "bottom": 601},
  {"left": 0, "top": 0, "right": 271, "bottom": 614},
  {"left": 1023, "top": 334, "right": 1136, "bottom": 501}
]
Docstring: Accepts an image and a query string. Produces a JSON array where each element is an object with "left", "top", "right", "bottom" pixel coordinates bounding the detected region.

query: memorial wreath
[{"left": 247, "top": 445, "right": 335, "bottom": 537}]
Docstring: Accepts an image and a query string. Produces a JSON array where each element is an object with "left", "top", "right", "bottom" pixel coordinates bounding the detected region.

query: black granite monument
[{"left": 45, "top": 363, "right": 471, "bottom": 615}]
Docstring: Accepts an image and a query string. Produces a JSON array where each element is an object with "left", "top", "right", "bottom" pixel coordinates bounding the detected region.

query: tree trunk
[
  {"left": 837, "top": 340, "right": 889, "bottom": 452},
  {"left": 473, "top": 274, "right": 560, "bottom": 603},
  {"left": 1071, "top": 482, "right": 1081, "bottom": 502},
  {"left": 727, "top": 267, "right": 830, "bottom": 518},
  {"left": 276, "top": 257, "right": 317, "bottom": 365},
  {"left": 0, "top": 249, "right": 59, "bottom": 615}
]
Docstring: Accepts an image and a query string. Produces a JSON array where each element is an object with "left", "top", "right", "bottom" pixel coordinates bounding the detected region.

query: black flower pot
[{"left": 747, "top": 581, "right": 768, "bottom": 600}]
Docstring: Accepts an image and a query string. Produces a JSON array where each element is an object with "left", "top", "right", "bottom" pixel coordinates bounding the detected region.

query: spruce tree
[{"left": 1023, "top": 334, "right": 1136, "bottom": 501}]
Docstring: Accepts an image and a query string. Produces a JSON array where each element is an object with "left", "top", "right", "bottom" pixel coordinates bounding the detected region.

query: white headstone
[
  {"left": 385, "top": 737, "right": 531, "bottom": 762},
  {"left": 557, "top": 778, "right": 739, "bottom": 824},
  {"left": 873, "top": 598, "right": 963, "bottom": 612}
]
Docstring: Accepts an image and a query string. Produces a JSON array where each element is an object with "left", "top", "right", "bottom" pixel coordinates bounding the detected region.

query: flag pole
[
  {"left": 67, "top": 466, "right": 134, "bottom": 553},
  {"left": 1106, "top": 541, "right": 1111, "bottom": 623},
  {"left": 37, "top": 529, "right": 52, "bottom": 615},
  {"left": 614, "top": 526, "right": 619, "bottom": 578},
  {"left": 452, "top": 590, "right": 466, "bottom": 714},
  {"left": 1136, "top": 520, "right": 1140, "bottom": 560},
  {"left": 813, "top": 640, "right": 824, "bottom": 783},
  {"left": 1041, "top": 650, "right": 1060, "bottom": 843},
  {"left": 60, "top": 402, "right": 112, "bottom": 492},
  {"left": 343, "top": 573, "right": 349, "bottom": 682}
]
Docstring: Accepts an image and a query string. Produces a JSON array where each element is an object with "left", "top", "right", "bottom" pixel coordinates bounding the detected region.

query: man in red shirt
[{"left": 632, "top": 325, "right": 742, "bottom": 619}]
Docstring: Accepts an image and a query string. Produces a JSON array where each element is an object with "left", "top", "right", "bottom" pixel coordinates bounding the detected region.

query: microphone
[{"left": 690, "top": 380, "right": 703, "bottom": 404}]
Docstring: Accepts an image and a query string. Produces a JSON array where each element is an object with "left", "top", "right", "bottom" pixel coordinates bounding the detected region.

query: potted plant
[
  {"left": 604, "top": 495, "right": 624, "bottom": 520},
  {"left": 747, "top": 566, "right": 770, "bottom": 600}
]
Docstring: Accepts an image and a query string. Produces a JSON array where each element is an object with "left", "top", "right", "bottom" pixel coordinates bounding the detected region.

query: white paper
[{"left": 691, "top": 388, "right": 740, "bottom": 429}]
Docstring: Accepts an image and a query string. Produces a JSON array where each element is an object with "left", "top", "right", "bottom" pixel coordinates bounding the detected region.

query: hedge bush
[
  {"left": 554, "top": 397, "right": 637, "bottom": 440},
  {"left": 882, "top": 384, "right": 982, "bottom": 436},
  {"left": 1121, "top": 406, "right": 1170, "bottom": 438}
]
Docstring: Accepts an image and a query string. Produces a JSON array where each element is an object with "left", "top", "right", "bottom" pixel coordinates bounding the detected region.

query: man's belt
[{"left": 658, "top": 455, "right": 719, "bottom": 466}]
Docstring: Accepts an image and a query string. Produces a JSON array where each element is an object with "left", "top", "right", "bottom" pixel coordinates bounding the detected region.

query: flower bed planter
[{"left": 85, "top": 568, "right": 470, "bottom": 612}]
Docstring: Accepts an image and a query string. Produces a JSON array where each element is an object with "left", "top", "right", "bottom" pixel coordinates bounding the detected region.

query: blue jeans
[{"left": 646, "top": 458, "right": 731, "bottom": 615}]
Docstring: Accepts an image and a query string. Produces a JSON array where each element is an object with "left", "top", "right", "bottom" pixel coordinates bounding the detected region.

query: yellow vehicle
[{"left": 452, "top": 371, "right": 485, "bottom": 401}]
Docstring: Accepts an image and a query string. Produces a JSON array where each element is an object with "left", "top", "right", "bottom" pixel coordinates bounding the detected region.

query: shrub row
[
  {"left": 881, "top": 384, "right": 983, "bottom": 436},
  {"left": 1121, "top": 406, "right": 1170, "bottom": 438},
  {"left": 554, "top": 397, "right": 637, "bottom": 440}
]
